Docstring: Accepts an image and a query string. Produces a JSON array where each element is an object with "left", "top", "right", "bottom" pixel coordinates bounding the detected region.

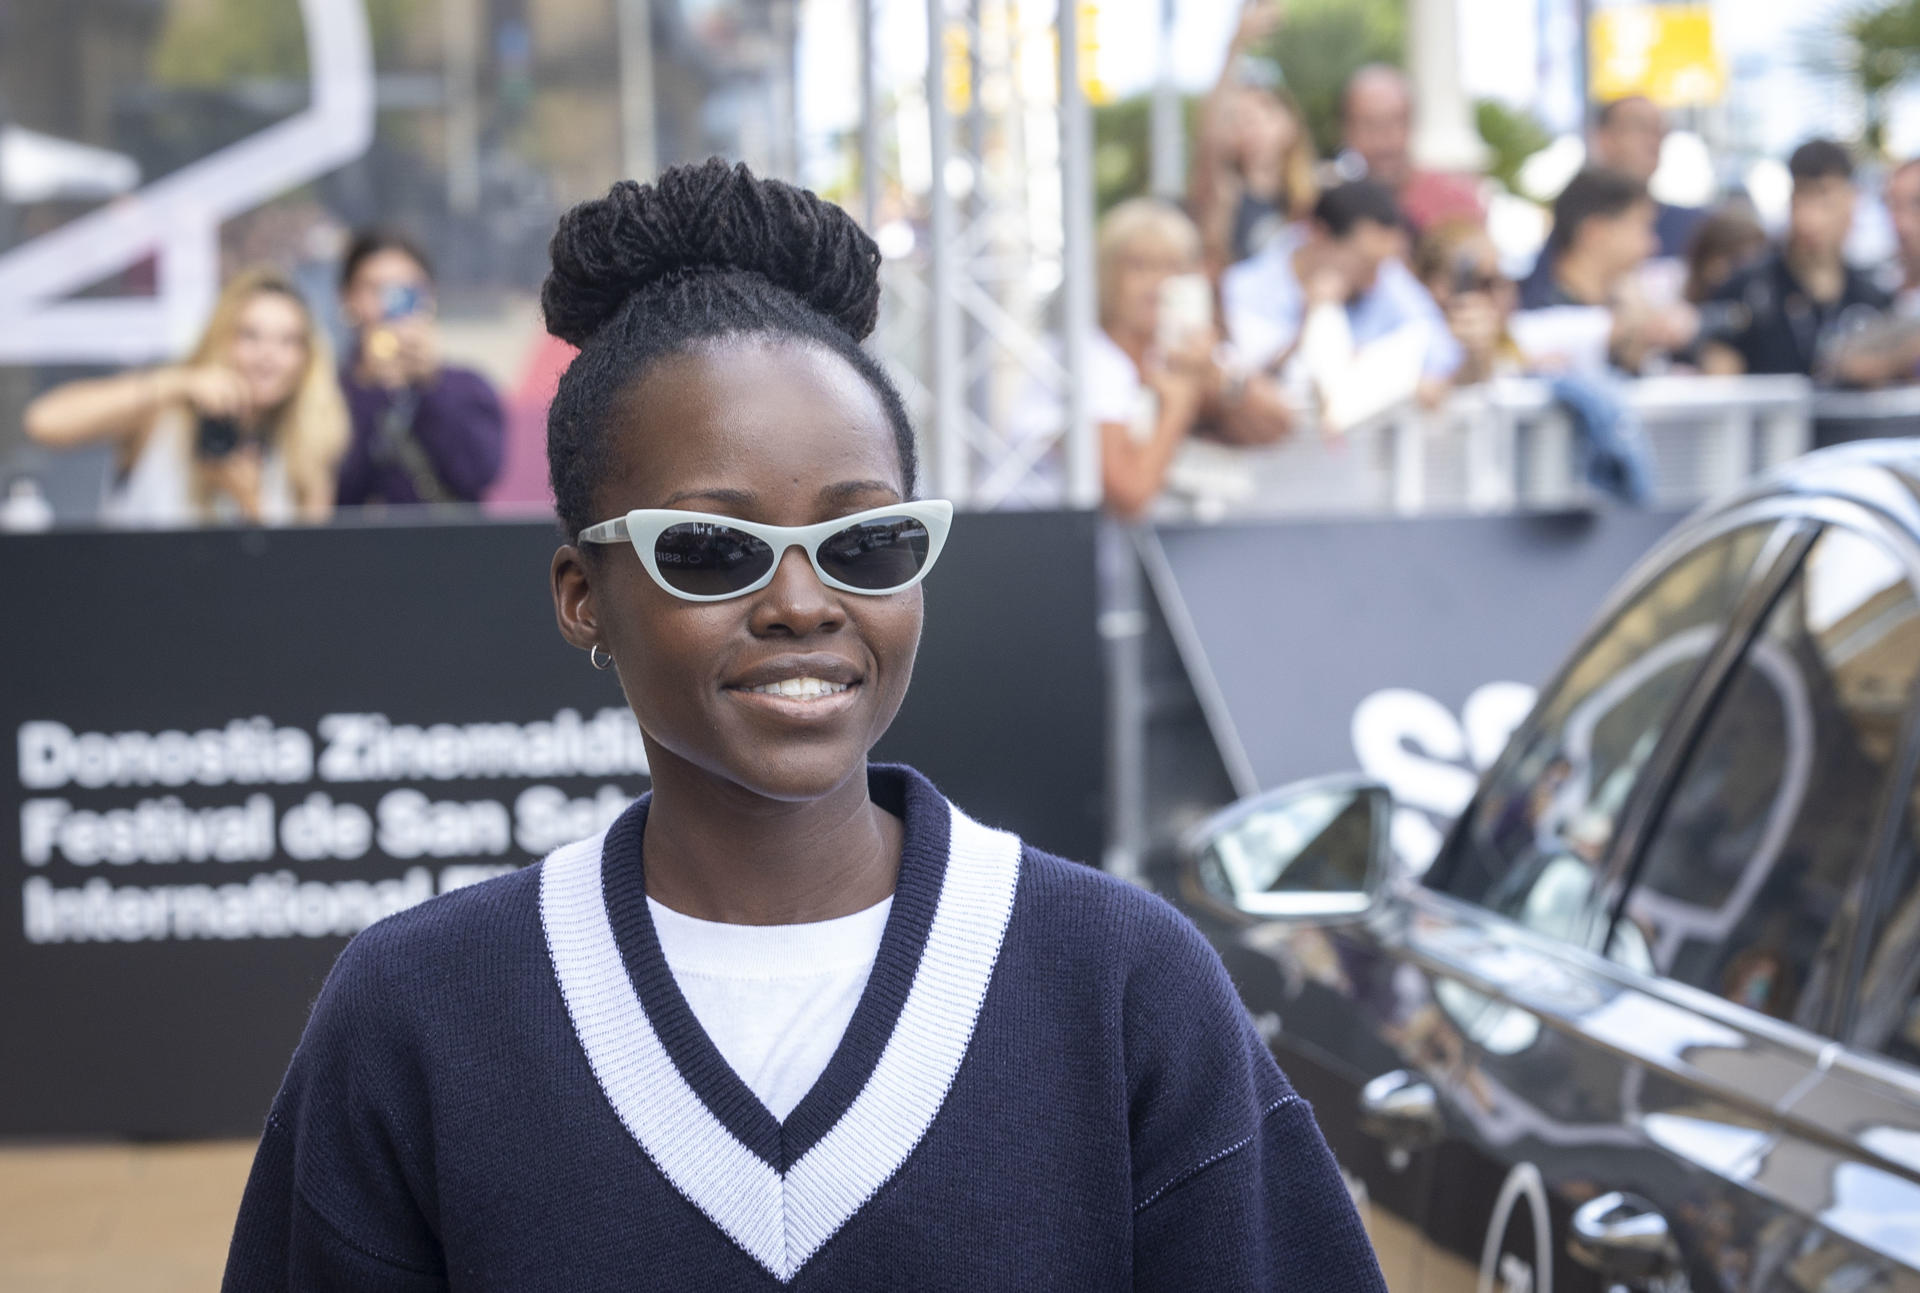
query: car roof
[{"left": 1717, "top": 437, "right": 1920, "bottom": 545}]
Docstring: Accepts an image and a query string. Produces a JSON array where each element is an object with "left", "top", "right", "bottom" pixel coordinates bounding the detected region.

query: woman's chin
[{"left": 720, "top": 749, "right": 873, "bottom": 807}]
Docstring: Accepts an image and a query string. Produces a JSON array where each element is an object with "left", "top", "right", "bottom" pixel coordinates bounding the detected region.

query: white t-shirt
[
  {"left": 100, "top": 409, "right": 296, "bottom": 529},
  {"left": 647, "top": 894, "right": 892, "bottom": 1120},
  {"left": 1086, "top": 328, "right": 1157, "bottom": 443}
]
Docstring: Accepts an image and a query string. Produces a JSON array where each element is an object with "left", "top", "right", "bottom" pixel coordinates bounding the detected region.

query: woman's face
[
  {"left": 1109, "top": 233, "right": 1191, "bottom": 340},
  {"left": 554, "top": 339, "right": 921, "bottom": 804},
  {"left": 227, "top": 291, "right": 310, "bottom": 411},
  {"left": 1237, "top": 91, "right": 1298, "bottom": 169},
  {"left": 1424, "top": 234, "right": 1505, "bottom": 309}
]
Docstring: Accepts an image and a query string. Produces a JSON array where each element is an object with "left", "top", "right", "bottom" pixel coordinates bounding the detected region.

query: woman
[
  {"left": 24, "top": 267, "right": 347, "bottom": 525},
  {"left": 1096, "top": 197, "right": 1293, "bottom": 518},
  {"left": 224, "top": 161, "right": 1385, "bottom": 1289},
  {"left": 1188, "top": 1, "right": 1317, "bottom": 280},
  {"left": 1414, "top": 220, "right": 1523, "bottom": 385}
]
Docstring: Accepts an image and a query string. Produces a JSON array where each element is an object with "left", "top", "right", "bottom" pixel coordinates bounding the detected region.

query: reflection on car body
[{"left": 1168, "top": 442, "right": 1920, "bottom": 1291}]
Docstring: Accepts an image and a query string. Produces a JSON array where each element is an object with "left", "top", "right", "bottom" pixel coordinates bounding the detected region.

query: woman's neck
[
  {"left": 638, "top": 757, "right": 902, "bottom": 925},
  {"left": 1107, "top": 322, "right": 1151, "bottom": 373}
]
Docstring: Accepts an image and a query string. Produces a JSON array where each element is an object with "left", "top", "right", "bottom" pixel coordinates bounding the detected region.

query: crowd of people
[
  {"left": 22, "top": 231, "right": 505, "bottom": 527},
  {"left": 24, "top": 7, "right": 1920, "bottom": 529},
  {"left": 1092, "top": 4, "right": 1920, "bottom": 516}
]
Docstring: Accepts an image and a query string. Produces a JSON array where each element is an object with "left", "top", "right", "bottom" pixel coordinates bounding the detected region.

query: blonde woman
[
  {"left": 1095, "top": 199, "right": 1294, "bottom": 517},
  {"left": 24, "top": 267, "right": 348, "bottom": 526}
]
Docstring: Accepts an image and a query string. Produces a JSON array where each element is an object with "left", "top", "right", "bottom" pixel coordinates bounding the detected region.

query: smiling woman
[{"left": 221, "top": 159, "right": 1388, "bottom": 1291}]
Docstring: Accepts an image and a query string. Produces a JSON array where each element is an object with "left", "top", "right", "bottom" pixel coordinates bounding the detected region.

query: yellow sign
[
  {"left": 1590, "top": 4, "right": 1725, "bottom": 107},
  {"left": 945, "top": 22, "right": 971, "bottom": 115},
  {"left": 1079, "top": 1, "right": 1109, "bottom": 106}
]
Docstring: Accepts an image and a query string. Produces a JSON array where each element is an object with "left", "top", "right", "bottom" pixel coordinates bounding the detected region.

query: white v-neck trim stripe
[{"left": 538, "top": 801, "right": 1022, "bottom": 1283}]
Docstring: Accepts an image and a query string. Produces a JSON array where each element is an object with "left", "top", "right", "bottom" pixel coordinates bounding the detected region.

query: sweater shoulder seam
[
  {"left": 292, "top": 1179, "right": 443, "bottom": 1276},
  {"left": 1132, "top": 1093, "right": 1304, "bottom": 1215}
]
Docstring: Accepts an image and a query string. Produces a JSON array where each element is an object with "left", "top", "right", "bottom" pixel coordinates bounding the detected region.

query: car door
[
  {"left": 1185, "top": 513, "right": 1797, "bottom": 1290},
  {"left": 1674, "top": 520, "right": 1920, "bottom": 1292},
  {"left": 1496, "top": 515, "right": 1920, "bottom": 1293},
  {"left": 1403, "top": 512, "right": 1812, "bottom": 1293}
]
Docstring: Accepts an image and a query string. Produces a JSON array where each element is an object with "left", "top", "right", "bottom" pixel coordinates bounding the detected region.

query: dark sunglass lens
[
  {"left": 816, "top": 516, "right": 931, "bottom": 591},
  {"left": 654, "top": 523, "right": 775, "bottom": 595}
]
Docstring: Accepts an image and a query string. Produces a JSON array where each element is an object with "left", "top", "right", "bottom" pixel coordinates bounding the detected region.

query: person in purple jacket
[{"left": 335, "top": 230, "right": 505, "bottom": 506}]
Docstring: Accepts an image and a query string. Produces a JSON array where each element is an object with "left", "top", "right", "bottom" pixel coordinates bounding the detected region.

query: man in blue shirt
[
  {"left": 1223, "top": 179, "right": 1461, "bottom": 382},
  {"left": 1590, "top": 96, "right": 1702, "bottom": 260}
]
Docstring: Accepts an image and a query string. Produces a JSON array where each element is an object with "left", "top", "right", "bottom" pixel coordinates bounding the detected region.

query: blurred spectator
[
  {"left": 1884, "top": 159, "right": 1920, "bottom": 313},
  {"left": 23, "top": 267, "right": 347, "bottom": 526},
  {"left": 1335, "top": 65, "right": 1485, "bottom": 235},
  {"left": 1683, "top": 204, "right": 1768, "bottom": 306},
  {"left": 1589, "top": 96, "right": 1703, "bottom": 260},
  {"left": 335, "top": 230, "right": 505, "bottom": 506},
  {"left": 1414, "top": 222, "right": 1521, "bottom": 384},
  {"left": 1225, "top": 179, "right": 1461, "bottom": 385},
  {"left": 1701, "top": 141, "right": 1898, "bottom": 383},
  {"left": 1516, "top": 168, "right": 1696, "bottom": 374},
  {"left": 1092, "top": 199, "right": 1218, "bottom": 517},
  {"left": 1089, "top": 199, "right": 1296, "bottom": 517},
  {"left": 1188, "top": 1, "right": 1317, "bottom": 280}
]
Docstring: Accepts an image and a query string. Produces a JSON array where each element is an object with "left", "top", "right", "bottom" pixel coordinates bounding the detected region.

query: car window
[
  {"left": 1624, "top": 527, "right": 1920, "bottom": 1031},
  {"left": 1430, "top": 523, "right": 1777, "bottom": 953},
  {"left": 1855, "top": 803, "right": 1920, "bottom": 1068}
]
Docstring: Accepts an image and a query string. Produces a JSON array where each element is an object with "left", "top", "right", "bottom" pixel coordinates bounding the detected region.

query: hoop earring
[{"left": 590, "top": 644, "right": 614, "bottom": 671}]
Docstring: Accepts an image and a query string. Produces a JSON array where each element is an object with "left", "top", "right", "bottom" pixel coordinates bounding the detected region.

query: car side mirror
[{"left": 1184, "top": 775, "right": 1396, "bottom": 920}]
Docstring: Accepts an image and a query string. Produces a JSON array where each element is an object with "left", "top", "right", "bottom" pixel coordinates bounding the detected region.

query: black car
[{"left": 1174, "top": 441, "right": 1920, "bottom": 1292}]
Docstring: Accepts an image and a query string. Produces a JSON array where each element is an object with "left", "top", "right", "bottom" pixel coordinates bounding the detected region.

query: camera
[{"left": 194, "top": 416, "right": 245, "bottom": 460}]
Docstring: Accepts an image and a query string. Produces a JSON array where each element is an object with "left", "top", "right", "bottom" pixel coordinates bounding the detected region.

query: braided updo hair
[{"left": 541, "top": 158, "right": 917, "bottom": 542}]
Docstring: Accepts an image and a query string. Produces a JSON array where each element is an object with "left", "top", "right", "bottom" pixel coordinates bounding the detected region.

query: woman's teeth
[{"left": 745, "top": 677, "right": 851, "bottom": 700}]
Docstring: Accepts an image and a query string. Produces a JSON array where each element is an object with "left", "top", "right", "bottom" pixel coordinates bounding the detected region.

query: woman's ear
[{"left": 551, "top": 544, "right": 600, "bottom": 651}]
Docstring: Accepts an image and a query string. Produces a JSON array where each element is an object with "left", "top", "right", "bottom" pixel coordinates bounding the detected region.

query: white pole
[
  {"left": 1059, "top": 0, "right": 1100, "bottom": 508},
  {"left": 1149, "top": 0, "right": 1183, "bottom": 199},
  {"left": 860, "top": 0, "right": 879, "bottom": 229},
  {"left": 927, "top": 0, "right": 967, "bottom": 501},
  {"left": 1406, "top": 0, "right": 1488, "bottom": 173},
  {"left": 617, "top": 0, "right": 658, "bottom": 182}
]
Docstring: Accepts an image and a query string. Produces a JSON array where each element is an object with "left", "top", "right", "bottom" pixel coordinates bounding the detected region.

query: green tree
[
  {"left": 1804, "top": 0, "right": 1920, "bottom": 155},
  {"left": 1257, "top": 0, "right": 1405, "bottom": 157},
  {"left": 1475, "top": 99, "right": 1551, "bottom": 192},
  {"left": 153, "top": 0, "right": 425, "bottom": 87}
]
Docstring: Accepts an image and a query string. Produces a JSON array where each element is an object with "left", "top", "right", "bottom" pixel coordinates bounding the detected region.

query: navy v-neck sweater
[{"left": 223, "top": 766, "right": 1387, "bottom": 1291}]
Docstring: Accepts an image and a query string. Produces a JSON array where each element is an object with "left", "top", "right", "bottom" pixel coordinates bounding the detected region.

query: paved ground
[
  {"left": 0, "top": 1142, "right": 254, "bottom": 1292},
  {"left": 0, "top": 1141, "right": 1470, "bottom": 1289}
]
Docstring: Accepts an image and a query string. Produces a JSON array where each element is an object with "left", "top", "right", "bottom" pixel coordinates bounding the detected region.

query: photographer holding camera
[
  {"left": 23, "top": 267, "right": 348, "bottom": 526},
  {"left": 334, "top": 230, "right": 504, "bottom": 507}
]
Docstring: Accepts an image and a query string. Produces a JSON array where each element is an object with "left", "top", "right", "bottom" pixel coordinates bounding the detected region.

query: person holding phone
[
  {"left": 225, "top": 160, "right": 1387, "bottom": 1290},
  {"left": 335, "top": 229, "right": 505, "bottom": 507},
  {"left": 23, "top": 267, "right": 348, "bottom": 526},
  {"left": 1094, "top": 198, "right": 1294, "bottom": 517},
  {"left": 1413, "top": 221, "right": 1522, "bottom": 385}
]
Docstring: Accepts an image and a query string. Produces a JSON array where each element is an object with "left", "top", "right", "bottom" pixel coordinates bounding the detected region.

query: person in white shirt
[
  {"left": 23, "top": 266, "right": 348, "bottom": 527},
  {"left": 1093, "top": 199, "right": 1292, "bottom": 517},
  {"left": 1223, "top": 180, "right": 1462, "bottom": 390}
]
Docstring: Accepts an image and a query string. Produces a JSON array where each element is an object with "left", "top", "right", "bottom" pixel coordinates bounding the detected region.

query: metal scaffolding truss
[{"left": 859, "top": 0, "right": 1098, "bottom": 511}]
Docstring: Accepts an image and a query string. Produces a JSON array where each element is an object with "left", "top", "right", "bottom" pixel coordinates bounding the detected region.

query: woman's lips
[{"left": 724, "top": 677, "right": 863, "bottom": 720}]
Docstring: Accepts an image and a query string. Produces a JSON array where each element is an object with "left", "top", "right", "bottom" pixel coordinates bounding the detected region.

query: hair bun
[{"left": 541, "top": 159, "right": 882, "bottom": 347}]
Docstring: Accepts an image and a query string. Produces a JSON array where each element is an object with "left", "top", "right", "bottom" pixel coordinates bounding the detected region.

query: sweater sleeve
[
  {"left": 1123, "top": 899, "right": 1386, "bottom": 1292},
  {"left": 222, "top": 925, "right": 448, "bottom": 1292},
  {"left": 409, "top": 367, "right": 504, "bottom": 501}
]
